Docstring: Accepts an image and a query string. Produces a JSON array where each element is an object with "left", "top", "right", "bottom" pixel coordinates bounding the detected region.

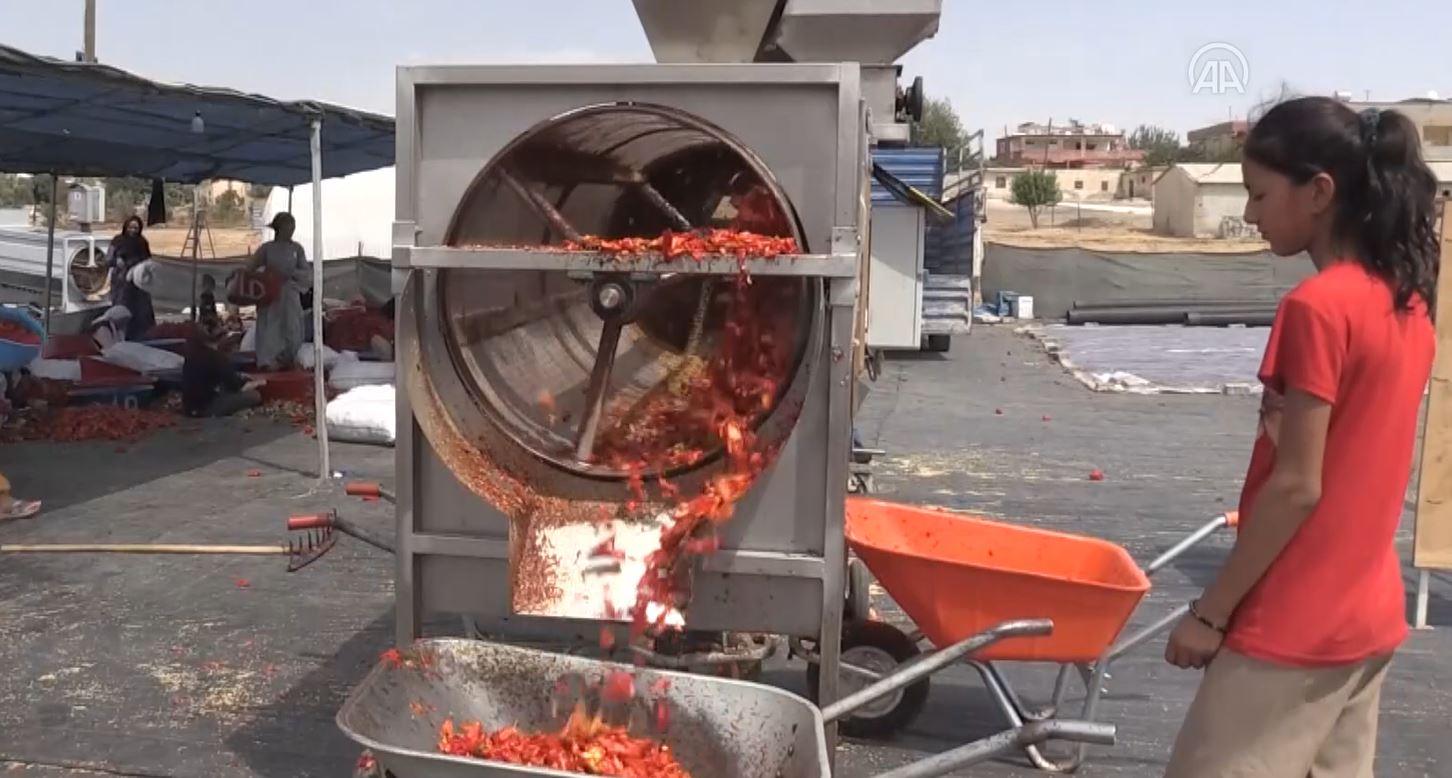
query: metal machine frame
[{"left": 391, "top": 63, "right": 870, "bottom": 746}]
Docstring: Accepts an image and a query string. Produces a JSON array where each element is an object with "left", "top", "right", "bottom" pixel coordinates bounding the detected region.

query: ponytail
[
  {"left": 1244, "top": 97, "right": 1440, "bottom": 317},
  {"left": 1358, "top": 108, "right": 1440, "bottom": 317}
]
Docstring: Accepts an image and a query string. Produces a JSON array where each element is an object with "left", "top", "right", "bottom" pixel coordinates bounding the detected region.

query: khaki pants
[{"left": 1165, "top": 649, "right": 1391, "bottom": 778}]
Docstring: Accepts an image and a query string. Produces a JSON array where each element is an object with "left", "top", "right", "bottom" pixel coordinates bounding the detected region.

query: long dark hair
[
  {"left": 1243, "top": 96, "right": 1439, "bottom": 316},
  {"left": 115, "top": 215, "right": 151, "bottom": 259}
]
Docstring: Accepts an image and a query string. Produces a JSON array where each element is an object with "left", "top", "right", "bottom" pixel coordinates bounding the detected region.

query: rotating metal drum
[{"left": 403, "top": 103, "right": 827, "bottom": 621}]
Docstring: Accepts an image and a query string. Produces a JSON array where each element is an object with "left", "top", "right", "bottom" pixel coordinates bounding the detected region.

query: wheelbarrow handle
[
  {"left": 871, "top": 719, "right": 1116, "bottom": 778},
  {"left": 820, "top": 619, "right": 1052, "bottom": 725},
  {"left": 1143, "top": 512, "right": 1237, "bottom": 578}
]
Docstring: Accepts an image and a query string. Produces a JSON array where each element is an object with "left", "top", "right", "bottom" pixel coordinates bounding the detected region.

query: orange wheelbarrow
[{"left": 796, "top": 497, "right": 1238, "bottom": 773}]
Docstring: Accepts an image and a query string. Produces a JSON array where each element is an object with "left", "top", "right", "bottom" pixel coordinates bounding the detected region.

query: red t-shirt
[{"left": 1227, "top": 261, "right": 1434, "bottom": 667}]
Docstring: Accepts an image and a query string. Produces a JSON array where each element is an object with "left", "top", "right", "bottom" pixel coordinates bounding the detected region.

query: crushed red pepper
[
  {"left": 438, "top": 712, "right": 691, "bottom": 778},
  {"left": 0, "top": 319, "right": 41, "bottom": 345},
  {"left": 559, "top": 228, "right": 797, "bottom": 262},
  {"left": 3, "top": 405, "right": 177, "bottom": 443}
]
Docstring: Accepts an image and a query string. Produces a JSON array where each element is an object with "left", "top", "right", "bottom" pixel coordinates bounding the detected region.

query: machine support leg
[{"left": 818, "top": 276, "right": 861, "bottom": 766}]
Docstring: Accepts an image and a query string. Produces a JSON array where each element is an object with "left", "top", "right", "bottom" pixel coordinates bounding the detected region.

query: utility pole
[{"left": 83, "top": 0, "right": 97, "bottom": 62}]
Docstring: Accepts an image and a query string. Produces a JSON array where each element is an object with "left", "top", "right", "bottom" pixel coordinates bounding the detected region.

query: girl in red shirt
[{"left": 1163, "top": 97, "right": 1439, "bottom": 777}]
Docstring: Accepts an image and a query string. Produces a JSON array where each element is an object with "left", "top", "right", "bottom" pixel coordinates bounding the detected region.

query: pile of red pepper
[
  {"left": 0, "top": 319, "right": 40, "bottom": 345},
  {"left": 562, "top": 229, "right": 797, "bottom": 260},
  {"left": 8, "top": 405, "right": 177, "bottom": 443},
  {"left": 438, "top": 717, "right": 691, "bottom": 778},
  {"left": 324, "top": 306, "right": 394, "bottom": 353}
]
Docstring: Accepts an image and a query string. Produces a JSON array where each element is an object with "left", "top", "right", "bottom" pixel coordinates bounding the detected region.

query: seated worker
[
  {"left": 0, "top": 470, "right": 41, "bottom": 522},
  {"left": 181, "top": 329, "right": 265, "bottom": 418}
]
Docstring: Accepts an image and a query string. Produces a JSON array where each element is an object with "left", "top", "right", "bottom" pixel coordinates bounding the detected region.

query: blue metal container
[
  {"left": 871, "top": 147, "right": 945, "bottom": 204},
  {"left": 0, "top": 306, "right": 45, "bottom": 371}
]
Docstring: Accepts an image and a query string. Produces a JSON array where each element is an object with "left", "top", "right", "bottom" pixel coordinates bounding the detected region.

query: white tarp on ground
[{"left": 1027, "top": 324, "right": 1268, "bottom": 395}]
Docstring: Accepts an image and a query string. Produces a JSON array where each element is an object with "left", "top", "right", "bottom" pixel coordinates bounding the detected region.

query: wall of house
[
  {"left": 1350, "top": 100, "right": 1452, "bottom": 161},
  {"left": 1117, "top": 167, "right": 1164, "bottom": 200},
  {"left": 1194, "top": 184, "right": 1251, "bottom": 238},
  {"left": 1151, "top": 171, "right": 1192, "bottom": 236},
  {"left": 985, "top": 167, "right": 1124, "bottom": 202}
]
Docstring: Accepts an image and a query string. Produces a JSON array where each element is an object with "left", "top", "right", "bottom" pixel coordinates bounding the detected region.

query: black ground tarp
[{"left": 983, "top": 243, "right": 1316, "bottom": 319}]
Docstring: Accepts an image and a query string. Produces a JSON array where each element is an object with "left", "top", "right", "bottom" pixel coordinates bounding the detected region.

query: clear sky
[
  {"left": 6, "top": 0, "right": 1449, "bottom": 256},
  {"left": 8, "top": 0, "right": 1450, "bottom": 142}
]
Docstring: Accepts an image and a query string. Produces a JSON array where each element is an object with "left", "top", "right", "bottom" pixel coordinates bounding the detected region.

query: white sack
[
  {"left": 100, "top": 341, "right": 184, "bottom": 374},
  {"left": 325, "top": 384, "right": 395, "bottom": 446},
  {"left": 27, "top": 358, "right": 82, "bottom": 382}
]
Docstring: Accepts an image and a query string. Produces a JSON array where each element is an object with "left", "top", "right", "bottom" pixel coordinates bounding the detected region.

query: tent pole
[
  {"left": 190, "top": 186, "right": 201, "bottom": 321},
  {"left": 42, "top": 175, "right": 59, "bottom": 333},
  {"left": 310, "top": 118, "right": 330, "bottom": 481}
]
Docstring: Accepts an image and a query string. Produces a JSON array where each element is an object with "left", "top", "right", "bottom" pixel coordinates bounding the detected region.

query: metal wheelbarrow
[
  {"left": 795, "top": 497, "right": 1237, "bottom": 773},
  {"left": 338, "top": 631, "right": 1115, "bottom": 778}
]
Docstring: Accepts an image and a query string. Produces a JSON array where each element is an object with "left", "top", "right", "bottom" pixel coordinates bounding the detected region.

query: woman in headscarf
[
  {"left": 245, "top": 212, "right": 312, "bottom": 370},
  {"left": 106, "top": 215, "right": 156, "bottom": 340}
]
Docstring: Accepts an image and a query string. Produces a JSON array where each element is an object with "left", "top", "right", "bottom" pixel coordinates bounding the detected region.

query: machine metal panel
[
  {"left": 631, "top": 0, "right": 783, "bottom": 63},
  {"left": 773, "top": 0, "right": 943, "bottom": 64},
  {"left": 402, "top": 246, "right": 857, "bottom": 277},
  {"left": 392, "top": 63, "right": 864, "bottom": 653},
  {"left": 402, "top": 65, "right": 859, "bottom": 256},
  {"left": 865, "top": 205, "right": 925, "bottom": 349}
]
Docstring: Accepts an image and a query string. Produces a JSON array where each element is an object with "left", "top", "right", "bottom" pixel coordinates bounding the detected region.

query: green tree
[
  {"left": 103, "top": 177, "right": 151, "bottom": 222},
  {"left": 911, "top": 97, "right": 972, "bottom": 167},
  {"left": 0, "top": 174, "right": 33, "bottom": 208},
  {"left": 1129, "top": 124, "right": 1183, "bottom": 168},
  {"left": 213, "top": 189, "right": 246, "bottom": 225},
  {"left": 1010, "top": 169, "right": 1062, "bottom": 228}
]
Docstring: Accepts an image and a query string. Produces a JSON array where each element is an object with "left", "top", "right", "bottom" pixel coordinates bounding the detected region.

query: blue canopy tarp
[{"left": 0, "top": 43, "right": 394, "bottom": 186}]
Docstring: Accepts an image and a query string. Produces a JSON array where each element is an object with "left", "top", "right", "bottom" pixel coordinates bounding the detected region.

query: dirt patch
[
  {"left": 987, "top": 225, "right": 1267, "bottom": 253},
  {"left": 143, "top": 227, "right": 260, "bottom": 259},
  {"left": 984, "top": 199, "right": 1267, "bottom": 253}
]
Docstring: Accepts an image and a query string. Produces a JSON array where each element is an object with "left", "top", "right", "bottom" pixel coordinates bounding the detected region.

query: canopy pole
[
  {"left": 190, "top": 186, "right": 201, "bottom": 321},
  {"left": 288, "top": 186, "right": 294, "bottom": 212},
  {"left": 41, "top": 175, "right": 58, "bottom": 334},
  {"left": 310, "top": 118, "right": 331, "bottom": 481}
]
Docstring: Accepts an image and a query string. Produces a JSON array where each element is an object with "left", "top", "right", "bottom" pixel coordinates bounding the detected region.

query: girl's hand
[{"left": 1164, "top": 613, "right": 1224, "bottom": 669}]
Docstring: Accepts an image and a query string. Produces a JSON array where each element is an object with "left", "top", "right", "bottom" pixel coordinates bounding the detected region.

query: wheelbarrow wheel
[
  {"left": 844, "top": 557, "right": 874, "bottom": 623},
  {"left": 806, "top": 620, "right": 928, "bottom": 739}
]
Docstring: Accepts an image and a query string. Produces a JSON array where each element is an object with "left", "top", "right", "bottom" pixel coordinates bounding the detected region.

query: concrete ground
[{"left": 0, "top": 325, "right": 1448, "bottom": 777}]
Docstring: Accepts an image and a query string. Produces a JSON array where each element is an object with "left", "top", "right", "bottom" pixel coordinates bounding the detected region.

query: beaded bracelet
[{"left": 1188, "top": 600, "right": 1227, "bottom": 635}]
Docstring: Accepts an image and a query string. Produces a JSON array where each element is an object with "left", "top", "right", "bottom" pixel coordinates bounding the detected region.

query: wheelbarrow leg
[
  {"left": 982, "top": 661, "right": 1057, "bottom": 722},
  {"left": 872, "top": 720, "right": 1116, "bottom": 778},
  {"left": 970, "top": 661, "right": 1092, "bottom": 773}
]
